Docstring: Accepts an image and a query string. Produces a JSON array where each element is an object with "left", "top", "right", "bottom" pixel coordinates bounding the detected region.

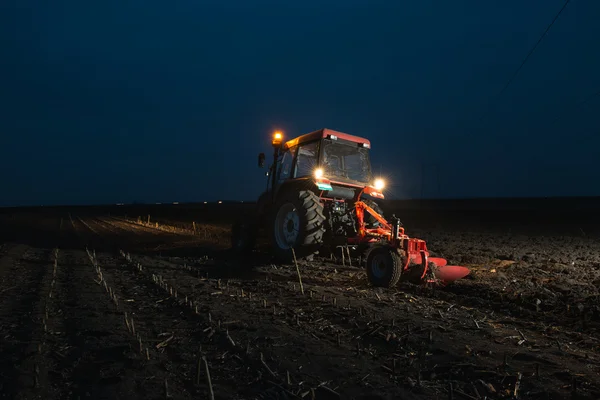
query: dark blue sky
[{"left": 1, "top": 1, "right": 599, "bottom": 206}]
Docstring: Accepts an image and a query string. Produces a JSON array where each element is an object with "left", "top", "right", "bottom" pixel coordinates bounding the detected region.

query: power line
[
  {"left": 494, "top": 0, "right": 572, "bottom": 102},
  {"left": 464, "top": 0, "right": 572, "bottom": 132}
]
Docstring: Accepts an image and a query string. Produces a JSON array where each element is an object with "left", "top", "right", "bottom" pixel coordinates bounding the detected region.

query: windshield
[{"left": 321, "top": 139, "right": 372, "bottom": 183}]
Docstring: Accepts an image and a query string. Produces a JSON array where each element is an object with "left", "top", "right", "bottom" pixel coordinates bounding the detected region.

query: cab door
[{"left": 277, "top": 146, "right": 298, "bottom": 184}]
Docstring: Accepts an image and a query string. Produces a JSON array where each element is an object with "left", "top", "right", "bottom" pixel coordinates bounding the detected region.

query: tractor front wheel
[
  {"left": 365, "top": 245, "right": 402, "bottom": 288},
  {"left": 270, "top": 190, "right": 325, "bottom": 262}
]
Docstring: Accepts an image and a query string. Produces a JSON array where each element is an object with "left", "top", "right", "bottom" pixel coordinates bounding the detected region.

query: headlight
[
  {"left": 374, "top": 178, "right": 385, "bottom": 190},
  {"left": 314, "top": 168, "right": 324, "bottom": 179}
]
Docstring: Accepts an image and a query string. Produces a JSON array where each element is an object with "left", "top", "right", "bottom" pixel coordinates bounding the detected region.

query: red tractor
[{"left": 232, "top": 128, "right": 470, "bottom": 288}]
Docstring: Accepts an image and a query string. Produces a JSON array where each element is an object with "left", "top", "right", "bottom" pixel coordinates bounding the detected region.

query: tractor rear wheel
[
  {"left": 231, "top": 217, "right": 257, "bottom": 254},
  {"left": 270, "top": 190, "right": 325, "bottom": 262},
  {"left": 365, "top": 245, "right": 402, "bottom": 287}
]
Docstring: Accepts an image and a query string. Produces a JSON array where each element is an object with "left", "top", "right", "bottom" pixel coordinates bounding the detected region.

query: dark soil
[{"left": 0, "top": 205, "right": 599, "bottom": 399}]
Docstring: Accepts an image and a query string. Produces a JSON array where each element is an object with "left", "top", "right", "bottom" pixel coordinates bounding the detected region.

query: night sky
[{"left": 1, "top": 1, "right": 599, "bottom": 207}]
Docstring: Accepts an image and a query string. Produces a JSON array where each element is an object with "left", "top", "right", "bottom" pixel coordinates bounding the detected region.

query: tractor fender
[
  {"left": 257, "top": 179, "right": 321, "bottom": 227},
  {"left": 274, "top": 179, "right": 321, "bottom": 202}
]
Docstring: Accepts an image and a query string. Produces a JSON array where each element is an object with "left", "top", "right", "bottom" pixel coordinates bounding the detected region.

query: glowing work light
[{"left": 272, "top": 131, "right": 283, "bottom": 146}]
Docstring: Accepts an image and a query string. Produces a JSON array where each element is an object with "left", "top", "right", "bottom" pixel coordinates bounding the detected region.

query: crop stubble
[{"left": 0, "top": 210, "right": 598, "bottom": 399}]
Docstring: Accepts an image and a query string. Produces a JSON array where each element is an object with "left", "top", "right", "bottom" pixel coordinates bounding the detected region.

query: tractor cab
[{"left": 259, "top": 128, "right": 385, "bottom": 201}]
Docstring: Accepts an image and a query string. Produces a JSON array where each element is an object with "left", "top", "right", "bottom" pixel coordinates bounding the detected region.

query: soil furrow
[
  {"left": 45, "top": 249, "right": 149, "bottom": 399},
  {"left": 121, "top": 252, "right": 430, "bottom": 398},
  {"left": 90, "top": 251, "right": 256, "bottom": 399},
  {"left": 2, "top": 208, "right": 599, "bottom": 399},
  {"left": 0, "top": 247, "right": 51, "bottom": 399},
  {"left": 129, "top": 247, "right": 600, "bottom": 398}
]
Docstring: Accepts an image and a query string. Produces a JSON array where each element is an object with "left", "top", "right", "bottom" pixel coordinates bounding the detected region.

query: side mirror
[{"left": 258, "top": 153, "right": 266, "bottom": 168}]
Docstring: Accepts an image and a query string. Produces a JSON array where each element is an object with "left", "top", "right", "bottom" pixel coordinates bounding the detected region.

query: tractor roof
[{"left": 284, "top": 128, "right": 370, "bottom": 150}]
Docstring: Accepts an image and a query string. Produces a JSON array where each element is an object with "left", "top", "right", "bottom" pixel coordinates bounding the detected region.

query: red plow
[{"left": 352, "top": 198, "right": 471, "bottom": 288}]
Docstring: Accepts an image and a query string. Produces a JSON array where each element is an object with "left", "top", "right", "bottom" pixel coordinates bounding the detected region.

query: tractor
[{"left": 231, "top": 128, "right": 470, "bottom": 288}]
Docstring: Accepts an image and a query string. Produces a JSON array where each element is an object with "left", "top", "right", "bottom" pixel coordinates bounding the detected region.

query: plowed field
[{"left": 0, "top": 206, "right": 598, "bottom": 399}]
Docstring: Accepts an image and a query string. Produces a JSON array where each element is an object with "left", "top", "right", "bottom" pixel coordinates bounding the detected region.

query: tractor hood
[{"left": 314, "top": 178, "right": 385, "bottom": 200}]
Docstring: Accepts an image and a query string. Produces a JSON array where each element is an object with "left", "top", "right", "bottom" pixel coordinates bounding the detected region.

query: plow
[{"left": 232, "top": 128, "right": 470, "bottom": 288}]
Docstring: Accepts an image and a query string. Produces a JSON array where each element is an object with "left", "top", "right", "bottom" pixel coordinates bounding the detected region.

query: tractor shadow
[{"left": 188, "top": 246, "right": 371, "bottom": 289}]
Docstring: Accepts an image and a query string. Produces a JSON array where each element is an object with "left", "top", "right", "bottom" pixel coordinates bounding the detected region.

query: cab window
[{"left": 294, "top": 141, "right": 320, "bottom": 178}]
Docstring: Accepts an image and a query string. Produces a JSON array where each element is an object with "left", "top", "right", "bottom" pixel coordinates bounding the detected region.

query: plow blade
[
  {"left": 433, "top": 265, "right": 471, "bottom": 284},
  {"left": 409, "top": 254, "right": 470, "bottom": 284}
]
